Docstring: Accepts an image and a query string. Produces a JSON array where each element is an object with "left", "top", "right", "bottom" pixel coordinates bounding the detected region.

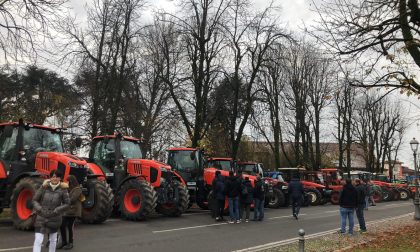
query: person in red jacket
[{"left": 338, "top": 179, "right": 358, "bottom": 235}]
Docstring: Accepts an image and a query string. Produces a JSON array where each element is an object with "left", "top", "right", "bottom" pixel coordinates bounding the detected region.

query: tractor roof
[
  {"left": 208, "top": 157, "right": 233, "bottom": 161},
  {"left": 93, "top": 135, "right": 141, "bottom": 142},
  {"left": 167, "top": 147, "right": 198, "bottom": 151},
  {"left": 320, "top": 168, "right": 339, "bottom": 172},
  {"left": 0, "top": 122, "right": 60, "bottom": 132}
]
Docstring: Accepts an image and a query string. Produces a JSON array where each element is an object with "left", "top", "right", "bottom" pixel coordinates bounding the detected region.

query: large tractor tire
[
  {"left": 330, "top": 191, "right": 340, "bottom": 205},
  {"left": 156, "top": 182, "right": 189, "bottom": 217},
  {"left": 306, "top": 188, "right": 322, "bottom": 206},
  {"left": 81, "top": 179, "right": 114, "bottom": 224},
  {"left": 10, "top": 177, "right": 43, "bottom": 230},
  {"left": 268, "top": 188, "right": 285, "bottom": 208},
  {"left": 381, "top": 188, "right": 392, "bottom": 201},
  {"left": 118, "top": 179, "right": 157, "bottom": 221},
  {"left": 372, "top": 190, "right": 382, "bottom": 203},
  {"left": 391, "top": 188, "right": 400, "bottom": 201},
  {"left": 398, "top": 188, "right": 410, "bottom": 201}
]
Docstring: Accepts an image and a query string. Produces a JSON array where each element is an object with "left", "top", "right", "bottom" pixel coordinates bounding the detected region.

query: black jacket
[
  {"left": 240, "top": 180, "right": 254, "bottom": 204},
  {"left": 225, "top": 176, "right": 241, "bottom": 198},
  {"left": 212, "top": 175, "right": 225, "bottom": 201},
  {"left": 339, "top": 183, "right": 358, "bottom": 208},
  {"left": 253, "top": 179, "right": 265, "bottom": 200},
  {"left": 288, "top": 178, "right": 304, "bottom": 199},
  {"left": 355, "top": 184, "right": 366, "bottom": 206}
]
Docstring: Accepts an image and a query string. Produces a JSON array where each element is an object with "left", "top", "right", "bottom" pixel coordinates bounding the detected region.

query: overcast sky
[{"left": 63, "top": 0, "right": 420, "bottom": 169}]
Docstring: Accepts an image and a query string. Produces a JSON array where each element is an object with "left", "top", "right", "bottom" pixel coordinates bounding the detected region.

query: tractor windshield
[
  {"left": 208, "top": 160, "right": 232, "bottom": 171},
  {"left": 167, "top": 150, "right": 196, "bottom": 172},
  {"left": 120, "top": 140, "right": 142, "bottom": 159},
  {"left": 239, "top": 164, "right": 256, "bottom": 175},
  {"left": 24, "top": 127, "right": 64, "bottom": 153}
]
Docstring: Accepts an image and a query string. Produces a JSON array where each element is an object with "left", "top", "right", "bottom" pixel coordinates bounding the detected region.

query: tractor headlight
[{"left": 68, "top": 161, "right": 78, "bottom": 168}]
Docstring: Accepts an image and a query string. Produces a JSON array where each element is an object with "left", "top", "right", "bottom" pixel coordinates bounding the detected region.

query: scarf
[{"left": 50, "top": 182, "right": 60, "bottom": 191}]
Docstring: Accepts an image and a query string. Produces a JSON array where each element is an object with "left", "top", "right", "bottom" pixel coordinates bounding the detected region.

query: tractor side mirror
[
  {"left": 3, "top": 125, "right": 13, "bottom": 137},
  {"left": 75, "top": 137, "right": 82, "bottom": 148}
]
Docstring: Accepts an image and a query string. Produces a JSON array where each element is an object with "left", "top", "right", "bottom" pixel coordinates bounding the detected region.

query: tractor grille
[
  {"left": 133, "top": 163, "right": 142, "bottom": 175},
  {"left": 39, "top": 157, "right": 50, "bottom": 173}
]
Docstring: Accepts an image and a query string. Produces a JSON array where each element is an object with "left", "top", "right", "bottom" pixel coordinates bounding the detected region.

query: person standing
[
  {"left": 253, "top": 174, "right": 265, "bottom": 221},
  {"left": 225, "top": 171, "right": 241, "bottom": 223},
  {"left": 367, "top": 180, "right": 376, "bottom": 208},
  {"left": 338, "top": 179, "right": 358, "bottom": 235},
  {"left": 240, "top": 177, "right": 253, "bottom": 222},
  {"left": 288, "top": 175, "right": 304, "bottom": 220},
  {"left": 354, "top": 179, "right": 367, "bottom": 233},
  {"left": 58, "top": 175, "right": 82, "bottom": 250},
  {"left": 212, "top": 171, "right": 225, "bottom": 221},
  {"left": 32, "top": 170, "right": 70, "bottom": 252}
]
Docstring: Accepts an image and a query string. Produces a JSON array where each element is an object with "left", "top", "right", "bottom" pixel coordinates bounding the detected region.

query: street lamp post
[{"left": 409, "top": 138, "right": 420, "bottom": 220}]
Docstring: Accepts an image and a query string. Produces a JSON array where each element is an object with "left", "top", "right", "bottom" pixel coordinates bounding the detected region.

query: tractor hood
[
  {"left": 302, "top": 180, "right": 326, "bottom": 189},
  {"left": 35, "top": 152, "right": 87, "bottom": 180},
  {"left": 203, "top": 168, "right": 257, "bottom": 187}
]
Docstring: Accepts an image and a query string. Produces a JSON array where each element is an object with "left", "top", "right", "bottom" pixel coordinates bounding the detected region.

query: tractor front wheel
[
  {"left": 268, "top": 188, "right": 285, "bottom": 208},
  {"left": 81, "top": 179, "right": 114, "bottom": 224},
  {"left": 330, "top": 191, "right": 340, "bottom": 205},
  {"left": 156, "top": 182, "right": 189, "bottom": 217},
  {"left": 306, "top": 188, "right": 322, "bottom": 206},
  {"left": 119, "top": 179, "right": 157, "bottom": 221},
  {"left": 381, "top": 188, "right": 392, "bottom": 201},
  {"left": 11, "top": 177, "right": 43, "bottom": 230},
  {"left": 399, "top": 188, "right": 410, "bottom": 200}
]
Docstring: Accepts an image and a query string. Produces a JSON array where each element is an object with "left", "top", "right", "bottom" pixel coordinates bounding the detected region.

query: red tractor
[
  {"left": 277, "top": 168, "right": 329, "bottom": 206},
  {"left": 0, "top": 121, "right": 113, "bottom": 230},
  {"left": 87, "top": 134, "right": 189, "bottom": 220}
]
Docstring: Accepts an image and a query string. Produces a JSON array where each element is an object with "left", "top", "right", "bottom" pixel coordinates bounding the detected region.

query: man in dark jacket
[
  {"left": 253, "top": 174, "right": 265, "bottom": 221},
  {"left": 240, "top": 177, "right": 253, "bottom": 222},
  {"left": 212, "top": 171, "right": 225, "bottom": 221},
  {"left": 225, "top": 171, "right": 241, "bottom": 223},
  {"left": 354, "top": 179, "right": 367, "bottom": 232},
  {"left": 338, "top": 179, "right": 358, "bottom": 235},
  {"left": 288, "top": 175, "right": 304, "bottom": 220}
]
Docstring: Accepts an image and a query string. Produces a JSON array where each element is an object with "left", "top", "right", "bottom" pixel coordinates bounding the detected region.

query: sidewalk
[{"left": 261, "top": 213, "right": 418, "bottom": 252}]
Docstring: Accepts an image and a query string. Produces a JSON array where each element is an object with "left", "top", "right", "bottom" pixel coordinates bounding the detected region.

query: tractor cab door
[
  {"left": 90, "top": 139, "right": 116, "bottom": 174},
  {"left": 0, "top": 126, "right": 19, "bottom": 171}
]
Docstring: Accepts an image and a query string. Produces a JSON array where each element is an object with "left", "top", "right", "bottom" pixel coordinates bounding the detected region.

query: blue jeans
[
  {"left": 365, "top": 197, "right": 369, "bottom": 210},
  {"left": 340, "top": 207, "right": 354, "bottom": 234},
  {"left": 228, "top": 197, "right": 239, "bottom": 221},
  {"left": 356, "top": 205, "right": 366, "bottom": 231},
  {"left": 253, "top": 198, "right": 264, "bottom": 220}
]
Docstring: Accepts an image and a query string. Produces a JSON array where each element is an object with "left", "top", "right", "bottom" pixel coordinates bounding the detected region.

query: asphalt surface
[{"left": 0, "top": 201, "right": 415, "bottom": 252}]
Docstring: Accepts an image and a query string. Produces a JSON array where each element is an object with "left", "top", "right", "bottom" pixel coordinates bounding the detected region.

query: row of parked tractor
[{"left": 0, "top": 121, "right": 416, "bottom": 231}]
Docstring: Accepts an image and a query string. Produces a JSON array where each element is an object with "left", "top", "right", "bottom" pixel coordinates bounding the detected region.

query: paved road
[{"left": 0, "top": 201, "right": 415, "bottom": 252}]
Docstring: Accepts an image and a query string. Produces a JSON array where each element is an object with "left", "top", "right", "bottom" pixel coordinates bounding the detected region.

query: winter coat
[
  {"left": 240, "top": 180, "right": 254, "bottom": 204},
  {"left": 32, "top": 180, "right": 70, "bottom": 233},
  {"left": 225, "top": 176, "right": 241, "bottom": 198},
  {"left": 253, "top": 179, "right": 265, "bottom": 200},
  {"left": 288, "top": 178, "right": 304, "bottom": 200},
  {"left": 212, "top": 175, "right": 225, "bottom": 201},
  {"left": 64, "top": 186, "right": 82, "bottom": 217},
  {"left": 355, "top": 184, "right": 366, "bottom": 206},
  {"left": 339, "top": 183, "right": 358, "bottom": 208}
]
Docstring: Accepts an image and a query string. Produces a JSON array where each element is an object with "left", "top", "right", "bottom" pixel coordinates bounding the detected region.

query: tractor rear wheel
[
  {"left": 399, "top": 188, "right": 410, "bottom": 200},
  {"left": 268, "top": 188, "right": 285, "bottom": 208},
  {"left": 81, "top": 179, "right": 114, "bottom": 224},
  {"left": 330, "top": 191, "right": 340, "bottom": 205},
  {"left": 306, "top": 188, "right": 322, "bottom": 206},
  {"left": 156, "top": 182, "right": 189, "bottom": 217},
  {"left": 372, "top": 190, "right": 382, "bottom": 203},
  {"left": 119, "top": 179, "right": 156, "bottom": 221},
  {"left": 11, "top": 177, "right": 43, "bottom": 230},
  {"left": 391, "top": 188, "right": 400, "bottom": 201}
]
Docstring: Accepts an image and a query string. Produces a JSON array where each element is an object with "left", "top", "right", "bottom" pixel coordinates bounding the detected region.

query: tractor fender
[
  {"left": 0, "top": 161, "right": 6, "bottom": 179},
  {"left": 86, "top": 163, "right": 105, "bottom": 180},
  {"left": 117, "top": 175, "right": 148, "bottom": 191},
  {"left": 172, "top": 171, "right": 186, "bottom": 185}
]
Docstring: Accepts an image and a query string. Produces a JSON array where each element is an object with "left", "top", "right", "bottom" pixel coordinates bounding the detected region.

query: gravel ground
[{"left": 262, "top": 213, "right": 418, "bottom": 252}]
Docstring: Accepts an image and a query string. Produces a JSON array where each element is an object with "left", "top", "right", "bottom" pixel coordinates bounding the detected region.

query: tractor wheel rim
[
  {"left": 270, "top": 194, "right": 278, "bottom": 204},
  {"left": 331, "top": 193, "right": 339, "bottom": 202},
  {"left": 17, "top": 189, "right": 33, "bottom": 220},
  {"left": 124, "top": 189, "right": 142, "bottom": 213},
  {"left": 400, "top": 192, "right": 408, "bottom": 199},
  {"left": 308, "top": 192, "right": 316, "bottom": 203}
]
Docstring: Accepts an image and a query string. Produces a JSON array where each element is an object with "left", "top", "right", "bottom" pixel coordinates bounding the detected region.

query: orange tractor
[
  {"left": 0, "top": 121, "right": 113, "bottom": 230},
  {"left": 87, "top": 134, "right": 189, "bottom": 220}
]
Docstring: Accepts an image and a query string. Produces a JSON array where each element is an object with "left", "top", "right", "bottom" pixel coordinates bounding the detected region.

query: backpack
[{"left": 241, "top": 184, "right": 248, "bottom": 195}]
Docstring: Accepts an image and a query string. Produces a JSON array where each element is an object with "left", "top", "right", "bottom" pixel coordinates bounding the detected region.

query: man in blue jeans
[
  {"left": 355, "top": 179, "right": 367, "bottom": 232},
  {"left": 253, "top": 174, "right": 265, "bottom": 221},
  {"left": 225, "top": 171, "right": 241, "bottom": 223},
  {"left": 338, "top": 179, "right": 358, "bottom": 234}
]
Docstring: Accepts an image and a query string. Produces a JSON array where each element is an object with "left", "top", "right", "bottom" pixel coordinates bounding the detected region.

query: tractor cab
[
  {"left": 0, "top": 121, "right": 112, "bottom": 230},
  {"left": 237, "top": 161, "right": 264, "bottom": 177},
  {"left": 206, "top": 157, "right": 235, "bottom": 172}
]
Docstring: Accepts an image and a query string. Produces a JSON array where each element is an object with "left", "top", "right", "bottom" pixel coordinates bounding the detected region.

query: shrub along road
[{"left": 0, "top": 201, "right": 414, "bottom": 252}]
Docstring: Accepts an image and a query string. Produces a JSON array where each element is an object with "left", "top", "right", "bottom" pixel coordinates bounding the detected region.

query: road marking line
[
  {"left": 0, "top": 246, "right": 33, "bottom": 251},
  {"left": 269, "top": 214, "right": 307, "bottom": 220},
  {"left": 325, "top": 210, "right": 337, "bottom": 213},
  {"left": 153, "top": 222, "right": 228, "bottom": 233},
  {"left": 232, "top": 212, "right": 413, "bottom": 252}
]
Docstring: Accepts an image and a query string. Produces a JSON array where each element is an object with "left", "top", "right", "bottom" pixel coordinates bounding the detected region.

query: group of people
[
  {"left": 211, "top": 171, "right": 266, "bottom": 223},
  {"left": 339, "top": 178, "right": 375, "bottom": 235},
  {"left": 32, "top": 170, "right": 83, "bottom": 252}
]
